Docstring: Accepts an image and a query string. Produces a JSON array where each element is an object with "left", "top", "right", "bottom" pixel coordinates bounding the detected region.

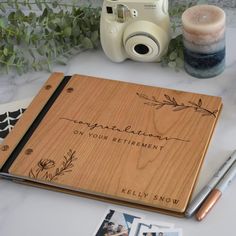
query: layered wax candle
[{"left": 182, "top": 5, "right": 226, "bottom": 78}]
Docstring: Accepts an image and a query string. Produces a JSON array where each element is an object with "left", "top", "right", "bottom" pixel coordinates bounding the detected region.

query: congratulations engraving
[{"left": 60, "top": 117, "right": 189, "bottom": 143}]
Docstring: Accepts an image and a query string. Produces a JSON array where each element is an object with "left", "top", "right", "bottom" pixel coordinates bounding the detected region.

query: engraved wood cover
[{"left": 7, "top": 74, "right": 222, "bottom": 213}]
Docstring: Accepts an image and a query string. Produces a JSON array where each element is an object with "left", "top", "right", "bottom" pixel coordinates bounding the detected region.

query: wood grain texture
[
  {"left": 0, "top": 72, "right": 65, "bottom": 169},
  {"left": 7, "top": 74, "right": 222, "bottom": 214}
]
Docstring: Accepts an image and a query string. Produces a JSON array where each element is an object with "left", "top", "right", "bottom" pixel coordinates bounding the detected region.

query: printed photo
[
  {"left": 94, "top": 208, "right": 143, "bottom": 236},
  {"left": 142, "top": 229, "right": 182, "bottom": 236},
  {"left": 129, "top": 219, "right": 174, "bottom": 236}
]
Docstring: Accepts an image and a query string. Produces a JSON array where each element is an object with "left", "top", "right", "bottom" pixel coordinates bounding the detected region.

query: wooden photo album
[{"left": 0, "top": 73, "right": 222, "bottom": 216}]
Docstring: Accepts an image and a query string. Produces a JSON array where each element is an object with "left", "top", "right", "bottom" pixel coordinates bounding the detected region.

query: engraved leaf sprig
[
  {"left": 137, "top": 93, "right": 218, "bottom": 118},
  {"left": 47, "top": 149, "right": 77, "bottom": 181},
  {"left": 29, "top": 149, "right": 77, "bottom": 182}
]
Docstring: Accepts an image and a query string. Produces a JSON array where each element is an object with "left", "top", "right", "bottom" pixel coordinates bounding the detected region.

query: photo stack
[{"left": 94, "top": 208, "right": 182, "bottom": 236}]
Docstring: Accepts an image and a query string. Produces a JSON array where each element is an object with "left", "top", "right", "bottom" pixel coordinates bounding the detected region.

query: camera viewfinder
[{"left": 106, "top": 7, "right": 113, "bottom": 14}]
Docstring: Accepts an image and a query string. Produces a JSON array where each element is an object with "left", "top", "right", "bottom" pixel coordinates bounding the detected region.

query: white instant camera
[{"left": 100, "top": 0, "right": 171, "bottom": 62}]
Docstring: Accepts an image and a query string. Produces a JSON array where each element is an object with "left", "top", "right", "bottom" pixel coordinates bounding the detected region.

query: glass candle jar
[{"left": 182, "top": 5, "right": 226, "bottom": 78}]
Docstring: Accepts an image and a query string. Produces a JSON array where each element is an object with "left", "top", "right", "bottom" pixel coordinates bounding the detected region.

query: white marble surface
[{"left": 0, "top": 25, "right": 236, "bottom": 236}]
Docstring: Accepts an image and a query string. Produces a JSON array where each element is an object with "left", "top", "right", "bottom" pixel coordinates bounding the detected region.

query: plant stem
[{"left": 0, "top": 59, "right": 17, "bottom": 66}]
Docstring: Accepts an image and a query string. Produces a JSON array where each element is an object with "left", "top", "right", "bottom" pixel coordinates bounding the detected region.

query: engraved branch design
[
  {"left": 137, "top": 93, "right": 218, "bottom": 118},
  {"left": 29, "top": 149, "right": 77, "bottom": 182}
]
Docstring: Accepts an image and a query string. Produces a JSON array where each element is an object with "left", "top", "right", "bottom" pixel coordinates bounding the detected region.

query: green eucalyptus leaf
[
  {"left": 3, "top": 48, "right": 8, "bottom": 56},
  {"left": 24, "top": 33, "right": 30, "bottom": 44},
  {"left": 176, "top": 57, "right": 184, "bottom": 68},
  {"left": 91, "top": 30, "right": 99, "bottom": 42},
  {"left": 8, "top": 54, "right": 15, "bottom": 64},
  {"left": 29, "top": 12, "right": 37, "bottom": 24},
  {"left": 56, "top": 57, "right": 68, "bottom": 65},
  {"left": 0, "top": 4, "right": 6, "bottom": 13},
  {"left": 168, "top": 61, "right": 177, "bottom": 69},
  {"left": 52, "top": 1, "right": 58, "bottom": 9},
  {"left": 73, "top": 25, "right": 81, "bottom": 37},
  {"left": 7, "top": 0, "right": 14, "bottom": 8},
  {"left": 169, "top": 51, "right": 178, "bottom": 61},
  {"left": 35, "top": 0, "right": 42, "bottom": 11},
  {"left": 37, "top": 47, "right": 44, "bottom": 56},
  {"left": 179, "top": 50, "right": 184, "bottom": 60},
  {"left": 42, "top": 8, "right": 48, "bottom": 18},
  {"left": 14, "top": 1, "right": 19, "bottom": 9},
  {"left": 47, "top": 60, "right": 52, "bottom": 72},
  {"left": 48, "top": 22, "right": 56, "bottom": 30},
  {"left": 82, "top": 37, "right": 93, "bottom": 49},
  {"left": 29, "top": 48, "right": 36, "bottom": 59},
  {"left": 0, "top": 18, "right": 6, "bottom": 28},
  {"left": 64, "top": 26, "right": 72, "bottom": 37},
  {"left": 16, "top": 9, "right": 23, "bottom": 18},
  {"left": 8, "top": 12, "right": 15, "bottom": 21}
]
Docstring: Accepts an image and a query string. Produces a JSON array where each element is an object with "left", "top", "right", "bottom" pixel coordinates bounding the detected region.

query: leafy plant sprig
[
  {"left": 0, "top": 1, "right": 101, "bottom": 74},
  {"left": 161, "top": 34, "right": 184, "bottom": 71},
  {"left": 137, "top": 93, "right": 218, "bottom": 118}
]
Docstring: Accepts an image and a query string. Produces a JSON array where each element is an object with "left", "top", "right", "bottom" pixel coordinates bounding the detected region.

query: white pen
[
  {"left": 185, "top": 150, "right": 236, "bottom": 218},
  {"left": 196, "top": 160, "right": 236, "bottom": 221}
]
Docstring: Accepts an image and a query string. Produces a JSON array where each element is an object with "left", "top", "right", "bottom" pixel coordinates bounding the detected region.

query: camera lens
[
  {"left": 106, "top": 6, "right": 113, "bottom": 14},
  {"left": 134, "top": 44, "right": 149, "bottom": 55}
]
